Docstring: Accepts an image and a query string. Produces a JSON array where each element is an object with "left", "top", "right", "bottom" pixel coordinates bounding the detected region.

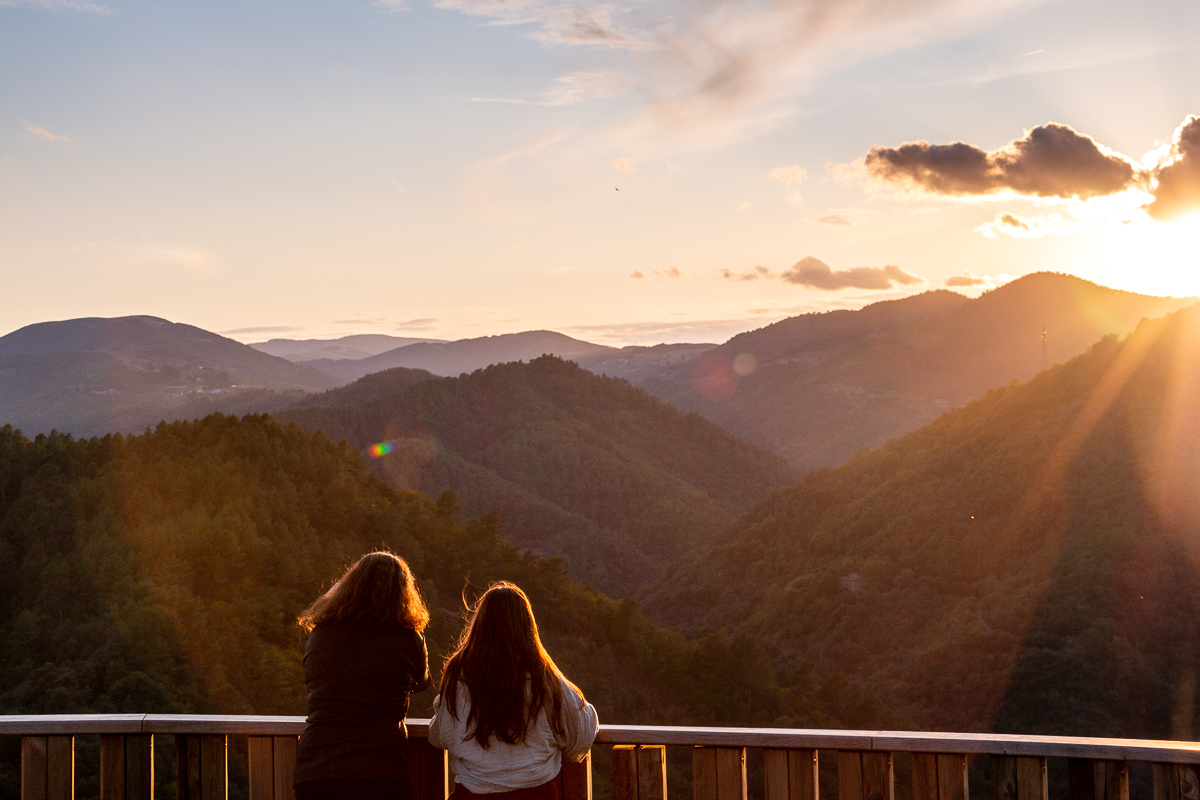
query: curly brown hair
[{"left": 298, "top": 551, "right": 430, "bottom": 632}]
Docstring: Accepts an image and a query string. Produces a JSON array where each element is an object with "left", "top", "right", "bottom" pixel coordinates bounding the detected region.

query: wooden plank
[
  {"left": 100, "top": 736, "right": 126, "bottom": 800},
  {"left": 694, "top": 749, "right": 718, "bottom": 800},
  {"left": 613, "top": 746, "right": 640, "bottom": 800},
  {"left": 912, "top": 754, "right": 937, "bottom": 800},
  {"left": 1098, "top": 761, "right": 1129, "bottom": 800},
  {"left": 46, "top": 736, "right": 73, "bottom": 800},
  {"left": 178, "top": 736, "right": 203, "bottom": 800},
  {"left": 248, "top": 738, "right": 273, "bottom": 800},
  {"left": 1154, "top": 764, "right": 1180, "bottom": 800},
  {"left": 716, "top": 749, "right": 746, "bottom": 800},
  {"left": 935, "top": 754, "right": 966, "bottom": 800},
  {"left": 125, "top": 736, "right": 153, "bottom": 800},
  {"left": 22, "top": 736, "right": 48, "bottom": 800},
  {"left": 861, "top": 752, "right": 893, "bottom": 800},
  {"left": 792, "top": 750, "right": 819, "bottom": 800},
  {"left": 1069, "top": 760, "right": 1096, "bottom": 800},
  {"left": 993, "top": 757, "right": 1018, "bottom": 800},
  {"left": 1182, "top": 767, "right": 1200, "bottom": 800},
  {"left": 764, "top": 751, "right": 790, "bottom": 800},
  {"left": 2, "top": 716, "right": 147, "bottom": 736},
  {"left": 1016, "top": 758, "right": 1047, "bottom": 800},
  {"left": 406, "top": 736, "right": 447, "bottom": 800},
  {"left": 200, "top": 735, "right": 226, "bottom": 800},
  {"left": 272, "top": 737, "right": 297, "bottom": 800},
  {"left": 637, "top": 746, "right": 667, "bottom": 800},
  {"left": 562, "top": 751, "right": 592, "bottom": 800},
  {"left": 839, "top": 752, "right": 864, "bottom": 800}
]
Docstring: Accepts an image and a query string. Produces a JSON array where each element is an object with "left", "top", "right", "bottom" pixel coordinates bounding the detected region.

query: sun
[{"left": 1080, "top": 210, "right": 1200, "bottom": 298}]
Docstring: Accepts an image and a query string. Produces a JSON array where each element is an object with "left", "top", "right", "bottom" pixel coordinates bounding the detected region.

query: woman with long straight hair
[
  {"left": 428, "top": 581, "right": 598, "bottom": 800},
  {"left": 294, "top": 551, "right": 432, "bottom": 800}
]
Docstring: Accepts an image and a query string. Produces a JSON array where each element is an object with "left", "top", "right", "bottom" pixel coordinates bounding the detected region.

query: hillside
[
  {"left": 280, "top": 357, "right": 793, "bottom": 596},
  {"left": 647, "top": 304, "right": 1200, "bottom": 739},
  {"left": 643, "top": 273, "right": 1195, "bottom": 470},
  {"left": 251, "top": 334, "right": 445, "bottom": 362},
  {"left": 0, "top": 316, "right": 336, "bottom": 437},
  {"left": 308, "top": 331, "right": 616, "bottom": 383},
  {"left": 0, "top": 415, "right": 879, "bottom": 799}
]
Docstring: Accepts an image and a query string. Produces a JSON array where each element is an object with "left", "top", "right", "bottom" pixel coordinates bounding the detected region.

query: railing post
[
  {"left": 177, "top": 735, "right": 226, "bottom": 800},
  {"left": 838, "top": 752, "right": 893, "bottom": 800},
  {"left": 406, "top": 736, "right": 449, "bottom": 800},
  {"left": 1069, "top": 760, "right": 1128, "bottom": 800},
  {"left": 100, "top": 735, "right": 153, "bottom": 800},
  {"left": 561, "top": 752, "right": 592, "bottom": 800},
  {"left": 764, "top": 749, "right": 817, "bottom": 800},
  {"left": 913, "top": 754, "right": 968, "bottom": 800},
  {"left": 694, "top": 747, "right": 746, "bottom": 800},
  {"left": 1154, "top": 764, "right": 1200, "bottom": 800},
  {"left": 614, "top": 745, "right": 667, "bottom": 800},
  {"left": 22, "top": 735, "right": 75, "bottom": 800}
]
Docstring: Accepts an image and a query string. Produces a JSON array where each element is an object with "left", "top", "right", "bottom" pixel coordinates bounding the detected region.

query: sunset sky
[{"left": 2, "top": 0, "right": 1199, "bottom": 345}]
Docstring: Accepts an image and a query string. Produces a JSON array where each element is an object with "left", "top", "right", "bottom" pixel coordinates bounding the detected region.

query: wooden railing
[{"left": 4, "top": 716, "right": 1200, "bottom": 800}]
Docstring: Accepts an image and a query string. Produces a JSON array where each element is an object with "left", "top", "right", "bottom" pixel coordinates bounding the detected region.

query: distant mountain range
[
  {"left": 251, "top": 334, "right": 446, "bottom": 363},
  {"left": 280, "top": 357, "right": 792, "bottom": 596},
  {"left": 0, "top": 316, "right": 335, "bottom": 437},
  {"left": 642, "top": 273, "right": 1196, "bottom": 469},
  {"left": 646, "top": 302, "right": 1200, "bottom": 737}
]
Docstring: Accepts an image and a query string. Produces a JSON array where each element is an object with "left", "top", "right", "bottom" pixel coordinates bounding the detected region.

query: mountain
[
  {"left": 575, "top": 343, "right": 717, "bottom": 383},
  {"left": 251, "top": 334, "right": 446, "bottom": 363},
  {"left": 646, "top": 304, "right": 1200, "bottom": 739},
  {"left": 642, "top": 273, "right": 1196, "bottom": 470},
  {"left": 0, "top": 414, "right": 880, "bottom": 799},
  {"left": 279, "top": 357, "right": 793, "bottom": 596},
  {"left": 306, "top": 331, "right": 616, "bottom": 383},
  {"left": 0, "top": 316, "right": 337, "bottom": 437}
]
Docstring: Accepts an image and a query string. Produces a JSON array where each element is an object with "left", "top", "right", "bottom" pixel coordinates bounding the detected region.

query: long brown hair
[
  {"left": 439, "top": 581, "right": 581, "bottom": 747},
  {"left": 298, "top": 551, "right": 430, "bottom": 632}
]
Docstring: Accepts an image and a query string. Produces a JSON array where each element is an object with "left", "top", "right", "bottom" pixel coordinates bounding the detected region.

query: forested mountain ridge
[
  {"left": 643, "top": 273, "right": 1195, "bottom": 470},
  {"left": 647, "top": 304, "right": 1200, "bottom": 739},
  {"left": 280, "top": 357, "right": 793, "bottom": 596},
  {"left": 0, "top": 316, "right": 334, "bottom": 437},
  {"left": 0, "top": 414, "right": 880, "bottom": 799}
]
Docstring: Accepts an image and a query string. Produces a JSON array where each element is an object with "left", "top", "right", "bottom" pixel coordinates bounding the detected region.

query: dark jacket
[{"left": 294, "top": 621, "right": 430, "bottom": 784}]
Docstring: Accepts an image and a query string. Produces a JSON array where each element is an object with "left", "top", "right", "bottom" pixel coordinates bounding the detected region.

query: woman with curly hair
[
  {"left": 429, "top": 581, "right": 598, "bottom": 800},
  {"left": 294, "top": 551, "right": 431, "bottom": 800}
]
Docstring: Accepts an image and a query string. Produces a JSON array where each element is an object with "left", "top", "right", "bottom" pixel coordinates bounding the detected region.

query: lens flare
[{"left": 369, "top": 442, "right": 396, "bottom": 458}]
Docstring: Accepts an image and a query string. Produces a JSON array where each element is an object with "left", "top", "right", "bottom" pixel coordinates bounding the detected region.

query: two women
[{"left": 296, "top": 552, "right": 597, "bottom": 800}]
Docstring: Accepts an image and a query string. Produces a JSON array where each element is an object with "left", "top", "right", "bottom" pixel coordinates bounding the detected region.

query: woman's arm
[
  {"left": 412, "top": 633, "right": 431, "bottom": 693},
  {"left": 556, "top": 680, "right": 599, "bottom": 763},
  {"left": 427, "top": 693, "right": 449, "bottom": 750}
]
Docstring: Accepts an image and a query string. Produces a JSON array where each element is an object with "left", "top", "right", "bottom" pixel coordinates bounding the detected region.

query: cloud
[
  {"left": 432, "top": 0, "right": 640, "bottom": 48},
  {"left": 814, "top": 213, "right": 854, "bottom": 227},
  {"left": 373, "top": 0, "right": 407, "bottom": 10},
  {"left": 630, "top": 270, "right": 645, "bottom": 279},
  {"left": 863, "top": 122, "right": 1139, "bottom": 200},
  {"left": 221, "top": 325, "right": 303, "bottom": 335},
  {"left": 470, "top": 71, "right": 631, "bottom": 106},
  {"left": 391, "top": 180, "right": 408, "bottom": 192},
  {"left": 21, "top": 120, "right": 70, "bottom": 143},
  {"left": 780, "top": 256, "right": 924, "bottom": 290},
  {"left": 612, "top": 157, "right": 634, "bottom": 173},
  {"left": 662, "top": 266, "right": 682, "bottom": 278},
  {"left": 334, "top": 318, "right": 390, "bottom": 325},
  {"left": 737, "top": 200, "right": 753, "bottom": 211},
  {"left": 944, "top": 271, "right": 1016, "bottom": 290},
  {"left": 1, "top": 0, "right": 108, "bottom": 12},
  {"left": 721, "top": 266, "right": 772, "bottom": 281},
  {"left": 394, "top": 318, "right": 440, "bottom": 330},
  {"left": 767, "top": 165, "right": 806, "bottom": 185},
  {"left": 1147, "top": 115, "right": 1200, "bottom": 221}
]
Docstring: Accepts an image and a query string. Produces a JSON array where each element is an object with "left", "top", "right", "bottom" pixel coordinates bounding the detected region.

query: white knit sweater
[{"left": 427, "top": 678, "right": 599, "bottom": 793}]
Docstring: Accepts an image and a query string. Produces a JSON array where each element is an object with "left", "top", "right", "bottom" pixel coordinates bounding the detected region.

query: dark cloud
[
  {"left": 1148, "top": 115, "right": 1200, "bottom": 221},
  {"left": 865, "top": 123, "right": 1138, "bottom": 200},
  {"left": 780, "top": 256, "right": 923, "bottom": 291},
  {"left": 945, "top": 274, "right": 987, "bottom": 287}
]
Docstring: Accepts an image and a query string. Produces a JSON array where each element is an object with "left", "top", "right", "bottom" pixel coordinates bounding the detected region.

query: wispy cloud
[
  {"left": 722, "top": 257, "right": 924, "bottom": 291},
  {"left": 373, "top": 0, "right": 407, "bottom": 11},
  {"left": 1, "top": 0, "right": 109, "bottom": 13},
  {"left": 221, "top": 325, "right": 303, "bottom": 335},
  {"left": 21, "top": 119, "right": 71, "bottom": 142},
  {"left": 612, "top": 157, "right": 634, "bottom": 173},
  {"left": 470, "top": 71, "right": 632, "bottom": 106},
  {"left": 767, "top": 164, "right": 806, "bottom": 185},
  {"left": 432, "top": 0, "right": 642, "bottom": 47}
]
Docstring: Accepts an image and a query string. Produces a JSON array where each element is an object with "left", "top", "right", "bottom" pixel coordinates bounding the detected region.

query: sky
[{"left": 2, "top": 0, "right": 1199, "bottom": 346}]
